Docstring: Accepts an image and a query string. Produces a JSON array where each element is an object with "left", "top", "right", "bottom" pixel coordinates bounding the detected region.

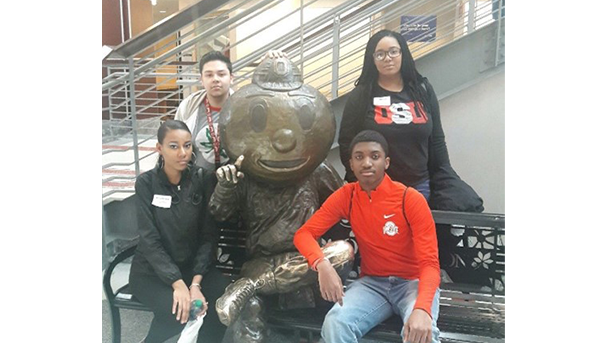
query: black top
[
  {"left": 338, "top": 80, "right": 484, "bottom": 212},
  {"left": 338, "top": 80, "right": 449, "bottom": 186},
  {"left": 361, "top": 85, "right": 433, "bottom": 186},
  {"left": 130, "top": 165, "right": 218, "bottom": 285}
]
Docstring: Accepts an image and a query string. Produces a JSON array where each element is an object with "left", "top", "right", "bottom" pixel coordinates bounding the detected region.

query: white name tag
[
  {"left": 373, "top": 96, "right": 391, "bottom": 107},
  {"left": 152, "top": 194, "right": 172, "bottom": 208}
]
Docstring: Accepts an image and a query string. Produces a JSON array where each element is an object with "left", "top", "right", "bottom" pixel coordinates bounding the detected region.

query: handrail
[
  {"left": 105, "top": 0, "right": 371, "bottom": 89},
  {"left": 104, "top": 0, "right": 504, "bottom": 88},
  {"left": 232, "top": 0, "right": 395, "bottom": 85},
  {"left": 103, "top": 0, "right": 280, "bottom": 90},
  {"left": 279, "top": 0, "right": 379, "bottom": 55},
  {"left": 305, "top": 1, "right": 501, "bottom": 95},
  {"left": 102, "top": 0, "right": 505, "bottom": 203},
  {"left": 230, "top": 0, "right": 373, "bottom": 71},
  {"left": 102, "top": 1, "right": 506, "bottom": 118},
  {"left": 131, "top": 0, "right": 269, "bottom": 66},
  {"left": 106, "top": 0, "right": 231, "bottom": 60},
  {"left": 223, "top": 0, "right": 322, "bottom": 61}
]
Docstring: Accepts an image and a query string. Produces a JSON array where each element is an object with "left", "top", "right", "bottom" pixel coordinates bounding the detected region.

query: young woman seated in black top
[
  {"left": 128, "top": 120, "right": 230, "bottom": 343},
  {"left": 338, "top": 29, "right": 483, "bottom": 212}
]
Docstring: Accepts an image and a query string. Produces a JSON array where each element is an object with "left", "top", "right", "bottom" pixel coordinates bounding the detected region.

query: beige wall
[
  {"left": 153, "top": 0, "right": 180, "bottom": 90},
  {"left": 439, "top": 71, "right": 505, "bottom": 213},
  {"left": 130, "top": 0, "right": 153, "bottom": 38},
  {"left": 179, "top": 0, "right": 197, "bottom": 9},
  {"left": 326, "top": 70, "right": 505, "bottom": 213}
]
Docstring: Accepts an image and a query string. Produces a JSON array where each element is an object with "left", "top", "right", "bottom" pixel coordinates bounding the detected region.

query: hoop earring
[
  {"left": 158, "top": 155, "right": 165, "bottom": 169},
  {"left": 191, "top": 151, "right": 197, "bottom": 164}
]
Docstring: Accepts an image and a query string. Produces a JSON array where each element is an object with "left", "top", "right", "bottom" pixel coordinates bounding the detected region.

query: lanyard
[{"left": 202, "top": 96, "right": 221, "bottom": 169}]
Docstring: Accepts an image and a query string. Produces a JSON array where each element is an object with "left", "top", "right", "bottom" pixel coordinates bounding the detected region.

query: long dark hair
[
  {"left": 156, "top": 120, "right": 192, "bottom": 168},
  {"left": 356, "top": 29, "right": 431, "bottom": 115}
]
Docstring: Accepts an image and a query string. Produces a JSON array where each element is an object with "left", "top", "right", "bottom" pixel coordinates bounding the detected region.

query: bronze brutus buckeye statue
[{"left": 209, "top": 56, "right": 354, "bottom": 342}]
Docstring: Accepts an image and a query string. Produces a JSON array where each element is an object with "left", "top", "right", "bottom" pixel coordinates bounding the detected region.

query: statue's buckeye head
[{"left": 219, "top": 57, "right": 335, "bottom": 185}]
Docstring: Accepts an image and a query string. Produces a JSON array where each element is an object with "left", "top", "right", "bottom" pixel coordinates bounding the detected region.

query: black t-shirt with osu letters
[{"left": 362, "top": 85, "right": 433, "bottom": 187}]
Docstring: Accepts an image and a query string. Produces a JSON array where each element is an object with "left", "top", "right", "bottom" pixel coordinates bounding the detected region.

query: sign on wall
[{"left": 401, "top": 15, "right": 437, "bottom": 42}]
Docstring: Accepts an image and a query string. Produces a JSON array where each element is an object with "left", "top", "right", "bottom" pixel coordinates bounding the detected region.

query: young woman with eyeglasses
[
  {"left": 128, "top": 120, "right": 230, "bottom": 343},
  {"left": 338, "top": 29, "right": 483, "bottom": 212}
]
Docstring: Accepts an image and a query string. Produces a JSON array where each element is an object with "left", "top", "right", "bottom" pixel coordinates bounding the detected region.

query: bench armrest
[{"left": 102, "top": 244, "right": 137, "bottom": 302}]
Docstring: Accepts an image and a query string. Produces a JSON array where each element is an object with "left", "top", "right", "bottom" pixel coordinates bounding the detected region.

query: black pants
[{"left": 130, "top": 266, "right": 231, "bottom": 343}]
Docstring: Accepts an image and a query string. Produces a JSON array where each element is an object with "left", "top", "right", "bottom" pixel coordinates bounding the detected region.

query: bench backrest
[{"left": 215, "top": 210, "right": 505, "bottom": 295}]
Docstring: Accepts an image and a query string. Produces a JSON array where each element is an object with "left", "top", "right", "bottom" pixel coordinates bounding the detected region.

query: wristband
[{"left": 189, "top": 283, "right": 201, "bottom": 290}]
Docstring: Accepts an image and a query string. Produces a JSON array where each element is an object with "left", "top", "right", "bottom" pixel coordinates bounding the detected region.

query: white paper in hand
[{"left": 177, "top": 312, "right": 206, "bottom": 343}]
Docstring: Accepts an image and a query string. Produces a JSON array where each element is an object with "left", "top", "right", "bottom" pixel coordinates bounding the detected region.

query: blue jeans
[
  {"left": 413, "top": 178, "right": 430, "bottom": 201},
  {"left": 321, "top": 276, "right": 440, "bottom": 343}
]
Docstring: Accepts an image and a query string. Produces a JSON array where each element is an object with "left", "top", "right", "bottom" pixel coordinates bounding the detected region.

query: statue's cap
[{"left": 252, "top": 57, "right": 303, "bottom": 91}]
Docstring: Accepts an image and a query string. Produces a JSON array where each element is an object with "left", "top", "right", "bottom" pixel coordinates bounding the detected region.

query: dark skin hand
[
  {"left": 403, "top": 309, "right": 433, "bottom": 343},
  {"left": 316, "top": 259, "right": 345, "bottom": 306}
]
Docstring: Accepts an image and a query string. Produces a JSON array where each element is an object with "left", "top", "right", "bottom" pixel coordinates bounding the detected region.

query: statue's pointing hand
[{"left": 216, "top": 155, "right": 245, "bottom": 185}]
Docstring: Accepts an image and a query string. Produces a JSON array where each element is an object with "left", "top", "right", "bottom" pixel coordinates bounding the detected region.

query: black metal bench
[
  {"left": 264, "top": 211, "right": 505, "bottom": 343},
  {"left": 102, "top": 223, "right": 246, "bottom": 343},
  {"left": 103, "top": 210, "right": 504, "bottom": 343}
]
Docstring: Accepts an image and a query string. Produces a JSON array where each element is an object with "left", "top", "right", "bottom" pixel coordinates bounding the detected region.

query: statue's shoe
[{"left": 216, "top": 277, "right": 257, "bottom": 326}]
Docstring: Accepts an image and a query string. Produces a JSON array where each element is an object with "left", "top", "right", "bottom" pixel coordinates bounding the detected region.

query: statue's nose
[{"left": 272, "top": 129, "right": 296, "bottom": 153}]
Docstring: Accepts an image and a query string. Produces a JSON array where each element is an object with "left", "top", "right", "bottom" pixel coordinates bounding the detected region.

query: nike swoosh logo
[{"left": 384, "top": 214, "right": 395, "bottom": 219}]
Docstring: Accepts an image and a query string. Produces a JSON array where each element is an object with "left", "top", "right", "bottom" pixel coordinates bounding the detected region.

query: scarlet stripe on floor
[{"left": 102, "top": 145, "right": 156, "bottom": 151}]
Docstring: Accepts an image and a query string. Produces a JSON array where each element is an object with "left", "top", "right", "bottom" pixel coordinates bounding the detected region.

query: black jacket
[
  {"left": 338, "top": 80, "right": 484, "bottom": 213},
  {"left": 130, "top": 165, "right": 219, "bottom": 285}
]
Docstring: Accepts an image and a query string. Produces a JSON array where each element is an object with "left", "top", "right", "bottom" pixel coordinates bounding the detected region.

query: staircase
[{"left": 101, "top": 0, "right": 505, "bottom": 203}]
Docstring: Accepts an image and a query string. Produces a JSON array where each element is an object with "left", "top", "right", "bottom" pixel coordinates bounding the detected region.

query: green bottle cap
[{"left": 194, "top": 299, "right": 203, "bottom": 307}]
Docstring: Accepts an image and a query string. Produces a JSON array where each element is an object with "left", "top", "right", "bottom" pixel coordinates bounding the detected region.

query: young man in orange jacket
[{"left": 293, "top": 130, "right": 441, "bottom": 343}]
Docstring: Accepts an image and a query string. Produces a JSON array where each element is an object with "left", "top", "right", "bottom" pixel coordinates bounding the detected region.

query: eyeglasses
[{"left": 372, "top": 47, "right": 402, "bottom": 61}]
